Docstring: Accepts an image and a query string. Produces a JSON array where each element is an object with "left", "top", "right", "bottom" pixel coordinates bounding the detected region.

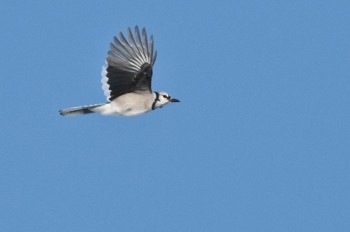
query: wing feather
[{"left": 101, "top": 26, "right": 157, "bottom": 101}]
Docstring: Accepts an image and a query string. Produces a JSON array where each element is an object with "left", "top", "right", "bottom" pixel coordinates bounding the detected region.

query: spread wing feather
[{"left": 101, "top": 26, "right": 157, "bottom": 101}]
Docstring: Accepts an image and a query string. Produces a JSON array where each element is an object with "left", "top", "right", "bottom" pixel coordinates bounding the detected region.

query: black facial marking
[{"left": 163, "top": 95, "right": 171, "bottom": 100}]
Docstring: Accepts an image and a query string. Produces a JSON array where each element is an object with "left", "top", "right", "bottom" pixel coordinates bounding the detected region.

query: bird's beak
[{"left": 170, "top": 98, "right": 180, "bottom": 103}]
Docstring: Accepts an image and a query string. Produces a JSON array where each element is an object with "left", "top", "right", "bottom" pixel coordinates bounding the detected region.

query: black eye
[{"left": 163, "top": 95, "right": 168, "bottom": 99}]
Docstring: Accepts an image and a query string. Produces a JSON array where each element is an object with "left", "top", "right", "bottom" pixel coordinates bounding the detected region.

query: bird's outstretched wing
[{"left": 101, "top": 26, "right": 157, "bottom": 101}]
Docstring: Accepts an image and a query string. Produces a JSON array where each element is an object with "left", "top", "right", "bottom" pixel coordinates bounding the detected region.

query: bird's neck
[{"left": 151, "top": 92, "right": 160, "bottom": 110}]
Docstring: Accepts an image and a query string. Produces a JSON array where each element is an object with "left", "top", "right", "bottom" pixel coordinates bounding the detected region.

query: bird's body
[
  {"left": 59, "top": 26, "right": 179, "bottom": 117},
  {"left": 95, "top": 92, "right": 156, "bottom": 116}
]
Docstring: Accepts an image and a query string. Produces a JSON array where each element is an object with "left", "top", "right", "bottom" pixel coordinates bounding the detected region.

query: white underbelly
[{"left": 94, "top": 94, "right": 152, "bottom": 116}]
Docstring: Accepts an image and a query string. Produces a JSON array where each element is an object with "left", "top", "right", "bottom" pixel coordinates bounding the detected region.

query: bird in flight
[{"left": 59, "top": 26, "right": 179, "bottom": 117}]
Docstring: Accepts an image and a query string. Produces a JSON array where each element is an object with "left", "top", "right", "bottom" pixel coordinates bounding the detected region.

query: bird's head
[{"left": 152, "top": 91, "right": 180, "bottom": 109}]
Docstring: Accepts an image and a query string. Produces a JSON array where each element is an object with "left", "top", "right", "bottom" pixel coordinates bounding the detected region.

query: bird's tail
[{"left": 59, "top": 103, "right": 106, "bottom": 116}]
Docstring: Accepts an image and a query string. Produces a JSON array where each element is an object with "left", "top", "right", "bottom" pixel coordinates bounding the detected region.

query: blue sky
[{"left": 1, "top": 0, "right": 349, "bottom": 231}]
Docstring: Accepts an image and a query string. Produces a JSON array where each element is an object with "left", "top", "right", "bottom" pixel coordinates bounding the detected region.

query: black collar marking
[{"left": 151, "top": 92, "right": 160, "bottom": 110}]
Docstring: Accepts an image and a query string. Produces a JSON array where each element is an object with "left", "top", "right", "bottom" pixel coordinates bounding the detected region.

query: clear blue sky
[{"left": 1, "top": 0, "right": 349, "bottom": 231}]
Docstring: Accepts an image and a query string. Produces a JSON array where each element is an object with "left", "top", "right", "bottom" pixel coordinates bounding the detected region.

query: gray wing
[{"left": 101, "top": 26, "right": 157, "bottom": 101}]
